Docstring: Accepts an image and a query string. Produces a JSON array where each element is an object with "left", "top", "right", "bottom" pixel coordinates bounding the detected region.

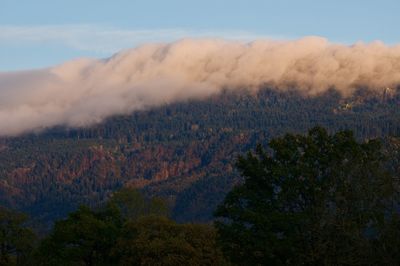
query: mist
[{"left": 1, "top": 37, "right": 400, "bottom": 136}]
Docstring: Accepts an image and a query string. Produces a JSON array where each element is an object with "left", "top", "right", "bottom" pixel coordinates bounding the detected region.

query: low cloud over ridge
[{"left": 1, "top": 37, "right": 400, "bottom": 136}]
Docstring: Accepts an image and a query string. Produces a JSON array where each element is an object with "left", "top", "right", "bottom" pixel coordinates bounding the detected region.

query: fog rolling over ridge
[{"left": 1, "top": 37, "right": 400, "bottom": 136}]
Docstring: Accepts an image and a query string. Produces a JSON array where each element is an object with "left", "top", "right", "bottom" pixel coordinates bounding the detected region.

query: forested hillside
[{"left": 0, "top": 87, "right": 399, "bottom": 229}]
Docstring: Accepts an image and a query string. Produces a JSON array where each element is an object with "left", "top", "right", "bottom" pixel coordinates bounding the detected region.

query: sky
[{"left": 1, "top": 0, "right": 399, "bottom": 71}]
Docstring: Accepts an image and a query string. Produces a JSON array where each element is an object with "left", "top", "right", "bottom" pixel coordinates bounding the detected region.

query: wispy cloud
[{"left": 0, "top": 24, "right": 272, "bottom": 54}]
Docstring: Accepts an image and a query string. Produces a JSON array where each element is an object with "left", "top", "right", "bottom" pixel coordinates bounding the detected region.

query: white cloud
[{"left": 1, "top": 37, "right": 400, "bottom": 136}]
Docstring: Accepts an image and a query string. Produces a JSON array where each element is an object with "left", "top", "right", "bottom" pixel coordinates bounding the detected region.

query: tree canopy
[
  {"left": 0, "top": 207, "right": 36, "bottom": 266},
  {"left": 114, "top": 216, "right": 227, "bottom": 266},
  {"left": 215, "top": 127, "right": 400, "bottom": 265},
  {"left": 34, "top": 188, "right": 225, "bottom": 266}
]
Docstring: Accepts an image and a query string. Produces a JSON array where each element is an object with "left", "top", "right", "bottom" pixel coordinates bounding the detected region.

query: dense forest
[
  {"left": 0, "top": 87, "right": 400, "bottom": 230},
  {"left": 2, "top": 127, "right": 400, "bottom": 265}
]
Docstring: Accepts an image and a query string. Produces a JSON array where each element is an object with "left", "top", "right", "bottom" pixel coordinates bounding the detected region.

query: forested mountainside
[{"left": 0, "top": 87, "right": 400, "bottom": 229}]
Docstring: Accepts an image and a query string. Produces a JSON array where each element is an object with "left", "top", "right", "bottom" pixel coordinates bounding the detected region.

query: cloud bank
[{"left": 1, "top": 37, "right": 400, "bottom": 136}]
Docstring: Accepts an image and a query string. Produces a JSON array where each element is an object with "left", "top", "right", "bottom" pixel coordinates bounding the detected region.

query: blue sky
[{"left": 1, "top": 0, "right": 399, "bottom": 71}]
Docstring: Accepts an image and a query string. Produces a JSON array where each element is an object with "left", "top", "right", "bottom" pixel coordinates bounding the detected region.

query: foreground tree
[
  {"left": 215, "top": 127, "right": 399, "bottom": 265},
  {"left": 33, "top": 188, "right": 222, "bottom": 265},
  {"left": 0, "top": 207, "right": 36, "bottom": 266},
  {"left": 114, "top": 216, "right": 227, "bottom": 266},
  {"left": 35, "top": 205, "right": 122, "bottom": 266}
]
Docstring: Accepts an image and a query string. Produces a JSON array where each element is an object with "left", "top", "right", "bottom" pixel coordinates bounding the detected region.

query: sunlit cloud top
[{"left": 1, "top": 37, "right": 400, "bottom": 136}]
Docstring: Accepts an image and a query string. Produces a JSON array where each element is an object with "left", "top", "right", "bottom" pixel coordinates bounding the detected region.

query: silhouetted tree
[
  {"left": 113, "top": 215, "right": 227, "bottom": 266},
  {"left": 34, "top": 188, "right": 224, "bottom": 265},
  {"left": 35, "top": 205, "right": 122, "bottom": 266},
  {"left": 215, "top": 127, "right": 399, "bottom": 265},
  {"left": 0, "top": 207, "right": 36, "bottom": 266}
]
